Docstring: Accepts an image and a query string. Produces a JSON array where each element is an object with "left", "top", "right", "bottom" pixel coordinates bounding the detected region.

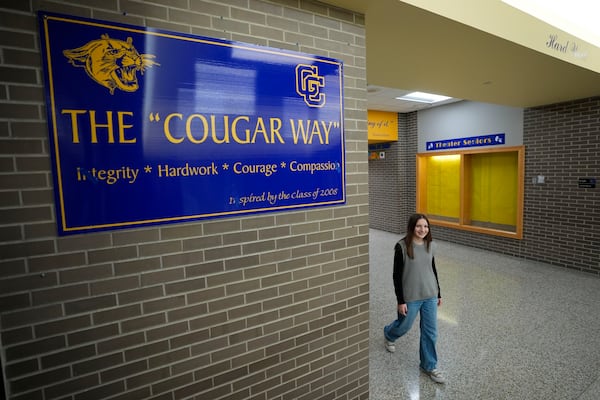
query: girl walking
[{"left": 383, "top": 213, "right": 446, "bottom": 384}]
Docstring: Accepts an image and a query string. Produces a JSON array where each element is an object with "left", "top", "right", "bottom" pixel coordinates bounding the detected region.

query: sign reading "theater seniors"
[{"left": 38, "top": 12, "right": 345, "bottom": 235}]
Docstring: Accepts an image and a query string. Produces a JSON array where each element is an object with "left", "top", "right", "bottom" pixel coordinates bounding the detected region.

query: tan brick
[
  {"left": 93, "top": 304, "right": 141, "bottom": 325},
  {"left": 0, "top": 259, "right": 25, "bottom": 278},
  {"left": 263, "top": 317, "right": 294, "bottom": 336},
  {"left": 308, "top": 293, "right": 335, "bottom": 309},
  {"left": 101, "top": 359, "right": 147, "bottom": 383},
  {"left": 165, "top": 275, "right": 206, "bottom": 295},
  {"left": 260, "top": 248, "right": 292, "bottom": 264},
  {"left": 203, "top": 219, "right": 241, "bottom": 234},
  {"left": 0, "top": 206, "right": 52, "bottom": 224},
  {"left": 291, "top": 221, "right": 320, "bottom": 235},
  {"left": 41, "top": 344, "right": 96, "bottom": 368},
  {"left": 205, "top": 244, "right": 241, "bottom": 261},
  {"left": 121, "top": 313, "right": 166, "bottom": 333},
  {"left": 208, "top": 294, "right": 244, "bottom": 313},
  {"left": 167, "top": 303, "right": 208, "bottom": 322},
  {"left": 246, "top": 332, "right": 278, "bottom": 352},
  {"left": 186, "top": 286, "right": 225, "bottom": 304},
  {"left": 307, "top": 251, "right": 334, "bottom": 266},
  {"left": 293, "top": 287, "right": 321, "bottom": 302},
  {"left": 60, "top": 264, "right": 112, "bottom": 284},
  {"left": 228, "top": 325, "right": 263, "bottom": 345},
  {"left": 232, "top": 370, "right": 266, "bottom": 392},
  {"left": 169, "top": 8, "right": 211, "bottom": 26},
  {"left": 168, "top": 353, "right": 208, "bottom": 375},
  {"left": 4, "top": 358, "right": 38, "bottom": 380},
  {"left": 5, "top": 335, "right": 65, "bottom": 361},
  {"left": 10, "top": 366, "right": 71, "bottom": 395},
  {"left": 243, "top": 264, "right": 277, "bottom": 279},
  {"left": 259, "top": 226, "right": 290, "bottom": 240},
  {"left": 1, "top": 304, "right": 62, "bottom": 329},
  {"left": 65, "top": 294, "right": 117, "bottom": 315},
  {"left": 10, "top": 121, "right": 46, "bottom": 138},
  {"left": 206, "top": 270, "right": 243, "bottom": 287},
  {"left": 74, "top": 353, "right": 123, "bottom": 376},
  {"left": 139, "top": 240, "right": 182, "bottom": 257},
  {"left": 0, "top": 270, "right": 54, "bottom": 295},
  {"left": 245, "top": 287, "right": 278, "bottom": 303},
  {"left": 223, "top": 230, "right": 258, "bottom": 245},
  {"left": 277, "top": 257, "right": 307, "bottom": 273},
  {"left": 242, "top": 239, "right": 276, "bottom": 254},
  {"left": 241, "top": 215, "right": 275, "bottom": 230},
  {"left": 226, "top": 279, "right": 260, "bottom": 295},
  {"left": 141, "top": 267, "right": 185, "bottom": 286},
  {"left": 68, "top": 323, "right": 119, "bottom": 346},
  {"left": 56, "top": 233, "right": 112, "bottom": 253},
  {"left": 278, "top": 280, "right": 307, "bottom": 296},
  {"left": 227, "top": 303, "right": 262, "bottom": 319},
  {"left": 169, "top": 329, "right": 210, "bottom": 350},
  {"left": 115, "top": 257, "right": 160, "bottom": 276},
  {"left": 275, "top": 212, "right": 306, "bottom": 225},
  {"left": 28, "top": 252, "right": 86, "bottom": 273},
  {"left": 186, "top": 260, "right": 223, "bottom": 276},
  {"left": 210, "top": 342, "right": 247, "bottom": 363},
  {"left": 190, "top": 336, "right": 228, "bottom": 357},
  {"left": 225, "top": 254, "right": 261, "bottom": 270},
  {"left": 146, "top": 321, "right": 188, "bottom": 342},
  {"left": 113, "top": 229, "right": 159, "bottom": 246},
  {"left": 97, "top": 332, "right": 145, "bottom": 354},
  {"left": 277, "top": 235, "right": 306, "bottom": 249},
  {"left": 320, "top": 238, "right": 346, "bottom": 252},
  {"left": 118, "top": 286, "right": 163, "bottom": 305},
  {"left": 24, "top": 222, "right": 56, "bottom": 239},
  {"left": 161, "top": 222, "right": 204, "bottom": 240},
  {"left": 88, "top": 245, "right": 138, "bottom": 264},
  {"left": 0, "top": 294, "right": 29, "bottom": 317},
  {"left": 0, "top": 239, "right": 54, "bottom": 259},
  {"left": 91, "top": 276, "right": 140, "bottom": 296},
  {"left": 280, "top": 302, "right": 308, "bottom": 319},
  {"left": 127, "top": 367, "right": 170, "bottom": 390}
]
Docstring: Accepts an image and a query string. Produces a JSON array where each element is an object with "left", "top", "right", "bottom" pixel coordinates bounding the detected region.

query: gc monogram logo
[{"left": 295, "top": 64, "right": 325, "bottom": 107}]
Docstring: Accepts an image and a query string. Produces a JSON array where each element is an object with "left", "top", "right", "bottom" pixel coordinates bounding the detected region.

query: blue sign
[
  {"left": 426, "top": 133, "right": 505, "bottom": 151},
  {"left": 38, "top": 12, "right": 345, "bottom": 235}
]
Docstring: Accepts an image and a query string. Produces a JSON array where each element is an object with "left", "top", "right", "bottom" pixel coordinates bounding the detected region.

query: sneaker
[
  {"left": 421, "top": 368, "right": 446, "bottom": 384},
  {"left": 384, "top": 336, "right": 395, "bottom": 353}
]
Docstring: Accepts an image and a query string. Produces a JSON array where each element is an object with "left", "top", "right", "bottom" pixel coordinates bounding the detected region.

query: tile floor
[{"left": 369, "top": 229, "right": 600, "bottom": 400}]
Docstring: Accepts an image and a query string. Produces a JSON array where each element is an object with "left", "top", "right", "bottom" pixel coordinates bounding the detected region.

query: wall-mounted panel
[{"left": 39, "top": 12, "right": 345, "bottom": 235}]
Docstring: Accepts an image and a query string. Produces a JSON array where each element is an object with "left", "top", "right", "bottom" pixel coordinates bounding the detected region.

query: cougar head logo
[{"left": 63, "top": 34, "right": 159, "bottom": 94}]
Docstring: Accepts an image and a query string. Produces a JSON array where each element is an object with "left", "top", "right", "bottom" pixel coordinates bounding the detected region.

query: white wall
[{"left": 417, "top": 100, "right": 523, "bottom": 152}]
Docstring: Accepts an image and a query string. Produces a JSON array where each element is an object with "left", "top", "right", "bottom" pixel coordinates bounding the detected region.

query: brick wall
[
  {"left": 520, "top": 97, "right": 599, "bottom": 273},
  {"left": 369, "top": 112, "right": 416, "bottom": 234},
  {"left": 367, "top": 141, "right": 401, "bottom": 232},
  {"left": 0, "top": 1, "right": 369, "bottom": 399},
  {"left": 369, "top": 98, "right": 599, "bottom": 275}
]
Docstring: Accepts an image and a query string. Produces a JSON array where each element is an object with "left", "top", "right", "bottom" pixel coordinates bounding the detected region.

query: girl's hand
[
  {"left": 438, "top": 298, "right": 442, "bottom": 306},
  {"left": 398, "top": 303, "right": 408, "bottom": 316}
]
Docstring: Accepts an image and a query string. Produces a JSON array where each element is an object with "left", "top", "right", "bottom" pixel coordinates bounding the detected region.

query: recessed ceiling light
[{"left": 396, "top": 91, "right": 452, "bottom": 103}]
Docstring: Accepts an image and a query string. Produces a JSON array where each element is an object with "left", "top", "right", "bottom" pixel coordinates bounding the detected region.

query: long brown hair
[{"left": 403, "top": 213, "right": 432, "bottom": 258}]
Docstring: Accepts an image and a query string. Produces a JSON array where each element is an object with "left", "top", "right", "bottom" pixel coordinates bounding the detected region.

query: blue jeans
[{"left": 383, "top": 297, "right": 438, "bottom": 371}]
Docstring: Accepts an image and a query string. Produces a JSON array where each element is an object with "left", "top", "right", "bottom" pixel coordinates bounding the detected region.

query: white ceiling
[
  {"left": 367, "top": 85, "right": 462, "bottom": 113},
  {"left": 322, "top": 0, "right": 600, "bottom": 114}
]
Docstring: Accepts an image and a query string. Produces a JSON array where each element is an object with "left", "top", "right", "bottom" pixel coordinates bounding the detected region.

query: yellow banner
[{"left": 367, "top": 110, "right": 398, "bottom": 143}]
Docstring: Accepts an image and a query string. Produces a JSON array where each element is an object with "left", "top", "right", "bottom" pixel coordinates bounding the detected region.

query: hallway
[{"left": 369, "top": 229, "right": 600, "bottom": 400}]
